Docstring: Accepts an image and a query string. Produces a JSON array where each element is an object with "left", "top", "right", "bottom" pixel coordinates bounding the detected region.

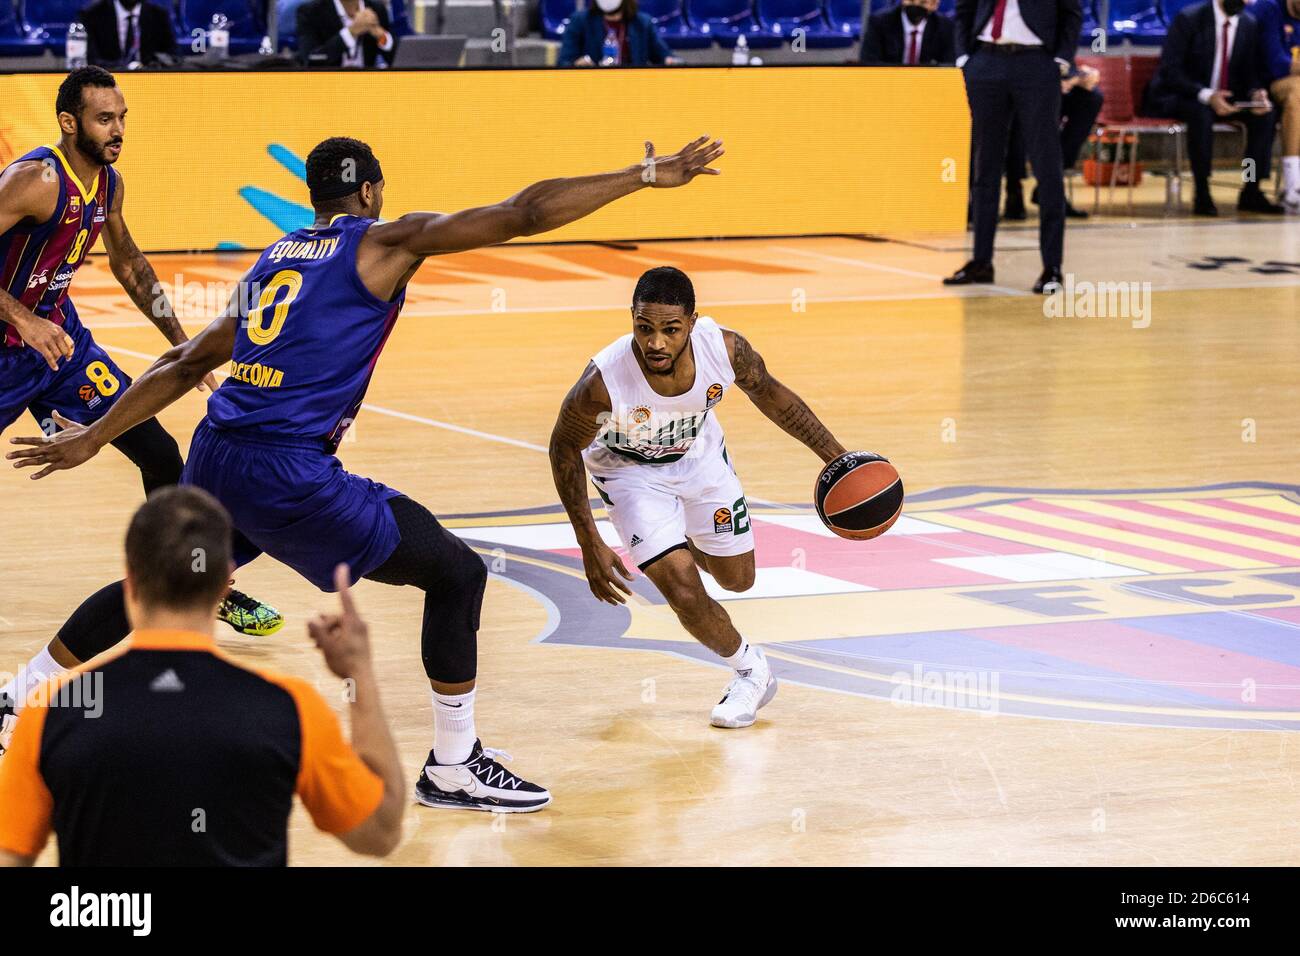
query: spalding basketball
[{"left": 814, "top": 451, "right": 904, "bottom": 540}]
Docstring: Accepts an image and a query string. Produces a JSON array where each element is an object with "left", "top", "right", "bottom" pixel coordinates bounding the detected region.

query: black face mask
[
  {"left": 1220, "top": 0, "right": 1244, "bottom": 15},
  {"left": 903, "top": 4, "right": 929, "bottom": 24}
]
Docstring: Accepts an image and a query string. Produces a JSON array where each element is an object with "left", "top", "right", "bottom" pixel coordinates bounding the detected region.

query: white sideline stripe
[
  {"left": 701, "top": 566, "right": 876, "bottom": 601},
  {"left": 760, "top": 513, "right": 959, "bottom": 537},
  {"left": 98, "top": 343, "right": 548, "bottom": 453},
  {"left": 772, "top": 244, "right": 1035, "bottom": 297}
]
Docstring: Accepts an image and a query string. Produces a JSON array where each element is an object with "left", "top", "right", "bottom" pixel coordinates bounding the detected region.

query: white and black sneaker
[
  {"left": 710, "top": 649, "right": 778, "bottom": 729},
  {"left": 415, "top": 739, "right": 552, "bottom": 813}
]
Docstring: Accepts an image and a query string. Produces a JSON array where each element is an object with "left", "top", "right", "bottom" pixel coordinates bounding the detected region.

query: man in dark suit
[
  {"left": 297, "top": 0, "right": 398, "bottom": 68},
  {"left": 859, "top": 0, "right": 957, "bottom": 65},
  {"left": 1144, "top": 0, "right": 1281, "bottom": 215},
  {"left": 945, "top": 0, "right": 1083, "bottom": 293},
  {"left": 81, "top": 0, "right": 177, "bottom": 68}
]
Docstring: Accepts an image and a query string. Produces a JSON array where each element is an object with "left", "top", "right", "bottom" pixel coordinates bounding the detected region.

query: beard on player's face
[{"left": 75, "top": 122, "right": 121, "bottom": 166}]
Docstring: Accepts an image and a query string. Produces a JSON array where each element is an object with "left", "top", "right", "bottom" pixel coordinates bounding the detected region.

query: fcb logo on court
[
  {"left": 705, "top": 383, "right": 724, "bottom": 408},
  {"left": 713, "top": 507, "right": 733, "bottom": 534},
  {"left": 450, "top": 482, "right": 1300, "bottom": 733}
]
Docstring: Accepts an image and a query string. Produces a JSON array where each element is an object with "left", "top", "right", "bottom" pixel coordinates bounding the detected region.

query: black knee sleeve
[
  {"left": 56, "top": 579, "right": 131, "bottom": 664},
  {"left": 110, "top": 417, "right": 183, "bottom": 495},
  {"left": 364, "top": 496, "right": 483, "bottom": 684}
]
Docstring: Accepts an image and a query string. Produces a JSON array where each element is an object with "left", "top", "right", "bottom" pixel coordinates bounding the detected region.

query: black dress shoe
[
  {"left": 943, "top": 260, "right": 995, "bottom": 285},
  {"left": 1064, "top": 200, "right": 1089, "bottom": 219},
  {"left": 1238, "top": 186, "right": 1284, "bottom": 214},
  {"left": 1002, "top": 200, "right": 1027, "bottom": 221},
  {"left": 1033, "top": 267, "right": 1064, "bottom": 294},
  {"left": 1193, "top": 194, "right": 1218, "bottom": 217}
]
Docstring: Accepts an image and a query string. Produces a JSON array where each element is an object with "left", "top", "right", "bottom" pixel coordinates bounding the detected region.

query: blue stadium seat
[
  {"left": 389, "top": 0, "right": 412, "bottom": 35},
  {"left": 0, "top": 0, "right": 44, "bottom": 55},
  {"left": 687, "top": 0, "right": 781, "bottom": 47},
  {"left": 640, "top": 0, "right": 713, "bottom": 49},
  {"left": 754, "top": 0, "right": 853, "bottom": 47},
  {"left": 274, "top": 0, "right": 305, "bottom": 51},
  {"left": 541, "top": 0, "right": 575, "bottom": 39},
  {"left": 179, "top": 0, "right": 264, "bottom": 54},
  {"left": 1108, "top": 0, "right": 1167, "bottom": 46},
  {"left": 1079, "top": 0, "right": 1101, "bottom": 47},
  {"left": 20, "top": 0, "right": 87, "bottom": 50},
  {"left": 823, "top": 0, "right": 862, "bottom": 40},
  {"left": 1161, "top": 0, "right": 1200, "bottom": 20}
]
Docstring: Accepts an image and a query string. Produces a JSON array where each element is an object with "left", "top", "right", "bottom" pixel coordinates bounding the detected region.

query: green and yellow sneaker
[{"left": 218, "top": 589, "right": 285, "bottom": 637}]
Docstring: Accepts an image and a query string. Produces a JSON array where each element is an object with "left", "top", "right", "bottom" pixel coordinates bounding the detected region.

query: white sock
[
  {"left": 432, "top": 689, "right": 476, "bottom": 765},
  {"left": 1, "top": 647, "right": 71, "bottom": 712},
  {"left": 723, "top": 641, "right": 763, "bottom": 676},
  {"left": 1283, "top": 156, "right": 1300, "bottom": 193}
]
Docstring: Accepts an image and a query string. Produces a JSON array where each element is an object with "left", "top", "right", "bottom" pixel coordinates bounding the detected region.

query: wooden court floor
[{"left": 3, "top": 217, "right": 1300, "bottom": 866}]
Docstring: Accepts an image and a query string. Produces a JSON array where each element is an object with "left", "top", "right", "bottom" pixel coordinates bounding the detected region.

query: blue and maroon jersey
[
  {"left": 0, "top": 145, "right": 116, "bottom": 348},
  {"left": 207, "top": 214, "right": 405, "bottom": 451}
]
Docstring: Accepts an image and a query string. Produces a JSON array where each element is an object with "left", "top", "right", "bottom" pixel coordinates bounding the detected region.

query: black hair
[
  {"left": 125, "top": 487, "right": 232, "bottom": 612},
  {"left": 55, "top": 66, "right": 116, "bottom": 118},
  {"left": 305, "top": 136, "right": 382, "bottom": 210},
  {"left": 633, "top": 266, "right": 695, "bottom": 314}
]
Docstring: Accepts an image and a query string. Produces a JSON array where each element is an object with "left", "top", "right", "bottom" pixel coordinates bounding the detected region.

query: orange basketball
[{"left": 813, "top": 452, "right": 904, "bottom": 540}]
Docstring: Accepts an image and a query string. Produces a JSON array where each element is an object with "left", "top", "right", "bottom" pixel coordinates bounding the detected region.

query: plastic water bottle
[
  {"left": 258, "top": 34, "right": 274, "bottom": 56},
  {"left": 65, "top": 22, "right": 87, "bottom": 70},
  {"left": 208, "top": 13, "right": 230, "bottom": 59},
  {"left": 732, "top": 34, "right": 749, "bottom": 66},
  {"left": 600, "top": 28, "right": 619, "bottom": 66}
]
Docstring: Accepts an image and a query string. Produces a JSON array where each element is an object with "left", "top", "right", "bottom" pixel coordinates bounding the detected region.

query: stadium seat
[
  {"left": 823, "top": 0, "right": 862, "bottom": 41},
  {"left": 389, "top": 0, "right": 412, "bottom": 36},
  {"left": 541, "top": 0, "right": 575, "bottom": 39},
  {"left": 20, "top": 0, "right": 87, "bottom": 50},
  {"left": 637, "top": 0, "right": 710, "bottom": 49},
  {"left": 0, "top": 0, "right": 44, "bottom": 55},
  {"left": 1107, "top": 0, "right": 1167, "bottom": 46},
  {"left": 686, "top": 0, "right": 781, "bottom": 47},
  {"left": 754, "top": 0, "right": 853, "bottom": 47},
  {"left": 179, "top": 0, "right": 264, "bottom": 55},
  {"left": 273, "top": 0, "right": 304, "bottom": 51}
]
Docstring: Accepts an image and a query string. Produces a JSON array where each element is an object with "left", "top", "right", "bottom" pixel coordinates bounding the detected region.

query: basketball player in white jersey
[{"left": 549, "top": 267, "right": 849, "bottom": 727}]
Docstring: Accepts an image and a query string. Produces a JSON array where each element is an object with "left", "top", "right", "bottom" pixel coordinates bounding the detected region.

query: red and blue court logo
[{"left": 448, "top": 482, "right": 1300, "bottom": 731}]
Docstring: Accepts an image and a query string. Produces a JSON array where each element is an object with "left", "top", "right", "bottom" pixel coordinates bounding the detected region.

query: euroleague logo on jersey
[
  {"left": 705, "top": 383, "right": 724, "bottom": 409},
  {"left": 630, "top": 406, "right": 651, "bottom": 425},
  {"left": 713, "top": 507, "right": 733, "bottom": 533},
  {"left": 78, "top": 385, "right": 95, "bottom": 402}
]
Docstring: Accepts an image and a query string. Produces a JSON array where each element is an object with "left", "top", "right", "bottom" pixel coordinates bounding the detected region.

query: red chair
[{"left": 1079, "top": 54, "right": 1187, "bottom": 214}]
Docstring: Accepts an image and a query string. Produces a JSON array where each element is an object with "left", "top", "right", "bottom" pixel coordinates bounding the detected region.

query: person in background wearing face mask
[
  {"left": 1252, "top": 0, "right": 1300, "bottom": 212},
  {"left": 860, "top": 0, "right": 956, "bottom": 66},
  {"left": 79, "top": 0, "right": 177, "bottom": 68},
  {"left": 558, "top": 0, "right": 683, "bottom": 66},
  {"left": 1144, "top": 0, "right": 1281, "bottom": 216}
]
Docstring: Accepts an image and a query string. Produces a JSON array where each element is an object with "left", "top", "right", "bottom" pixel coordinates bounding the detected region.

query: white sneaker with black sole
[
  {"left": 710, "top": 648, "right": 778, "bottom": 728},
  {"left": 415, "top": 739, "right": 552, "bottom": 813},
  {"left": 1284, "top": 189, "right": 1300, "bottom": 215}
]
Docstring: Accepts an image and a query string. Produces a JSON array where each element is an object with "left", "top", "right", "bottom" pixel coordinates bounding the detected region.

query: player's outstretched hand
[
  {"left": 581, "top": 539, "right": 635, "bottom": 605},
  {"left": 6, "top": 411, "right": 99, "bottom": 479},
  {"left": 307, "top": 564, "right": 374, "bottom": 680},
  {"left": 644, "top": 136, "right": 725, "bottom": 188}
]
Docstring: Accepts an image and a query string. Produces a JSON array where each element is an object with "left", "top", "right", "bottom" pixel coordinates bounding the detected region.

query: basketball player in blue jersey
[
  {"left": 9, "top": 134, "right": 725, "bottom": 809},
  {"left": 549, "top": 267, "right": 848, "bottom": 729},
  {"left": 0, "top": 68, "right": 279, "bottom": 739}
]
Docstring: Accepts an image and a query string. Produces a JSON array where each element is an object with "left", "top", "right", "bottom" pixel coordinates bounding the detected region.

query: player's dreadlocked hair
[
  {"left": 633, "top": 266, "right": 695, "bottom": 314},
  {"left": 305, "top": 137, "right": 384, "bottom": 210},
  {"left": 56, "top": 66, "right": 116, "bottom": 118}
]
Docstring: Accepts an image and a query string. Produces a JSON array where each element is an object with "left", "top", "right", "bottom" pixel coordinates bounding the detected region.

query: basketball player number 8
[
  {"left": 246, "top": 270, "right": 303, "bottom": 346},
  {"left": 86, "top": 361, "right": 119, "bottom": 396}
]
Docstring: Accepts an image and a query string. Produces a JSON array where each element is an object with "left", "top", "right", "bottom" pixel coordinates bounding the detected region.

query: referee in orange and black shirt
[{"left": 0, "top": 486, "right": 404, "bottom": 866}]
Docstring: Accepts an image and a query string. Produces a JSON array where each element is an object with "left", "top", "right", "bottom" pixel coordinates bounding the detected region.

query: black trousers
[
  {"left": 1007, "top": 85, "right": 1106, "bottom": 190},
  {"left": 965, "top": 45, "right": 1066, "bottom": 268},
  {"left": 1156, "top": 96, "right": 1277, "bottom": 192}
]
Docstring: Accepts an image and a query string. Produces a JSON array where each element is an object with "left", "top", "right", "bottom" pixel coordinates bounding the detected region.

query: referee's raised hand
[{"left": 307, "top": 564, "right": 373, "bottom": 679}]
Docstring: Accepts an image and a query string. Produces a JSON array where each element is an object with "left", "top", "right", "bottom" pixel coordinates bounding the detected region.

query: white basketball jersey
[{"left": 583, "top": 316, "right": 736, "bottom": 477}]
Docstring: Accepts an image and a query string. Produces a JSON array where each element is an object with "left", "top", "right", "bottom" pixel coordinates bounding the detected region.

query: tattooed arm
[
  {"left": 548, "top": 363, "right": 634, "bottom": 604},
  {"left": 101, "top": 171, "right": 217, "bottom": 392},
  {"left": 725, "top": 330, "right": 847, "bottom": 464}
]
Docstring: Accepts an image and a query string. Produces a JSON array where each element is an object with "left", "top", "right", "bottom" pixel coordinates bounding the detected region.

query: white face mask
[{"left": 595, "top": 0, "right": 623, "bottom": 13}]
